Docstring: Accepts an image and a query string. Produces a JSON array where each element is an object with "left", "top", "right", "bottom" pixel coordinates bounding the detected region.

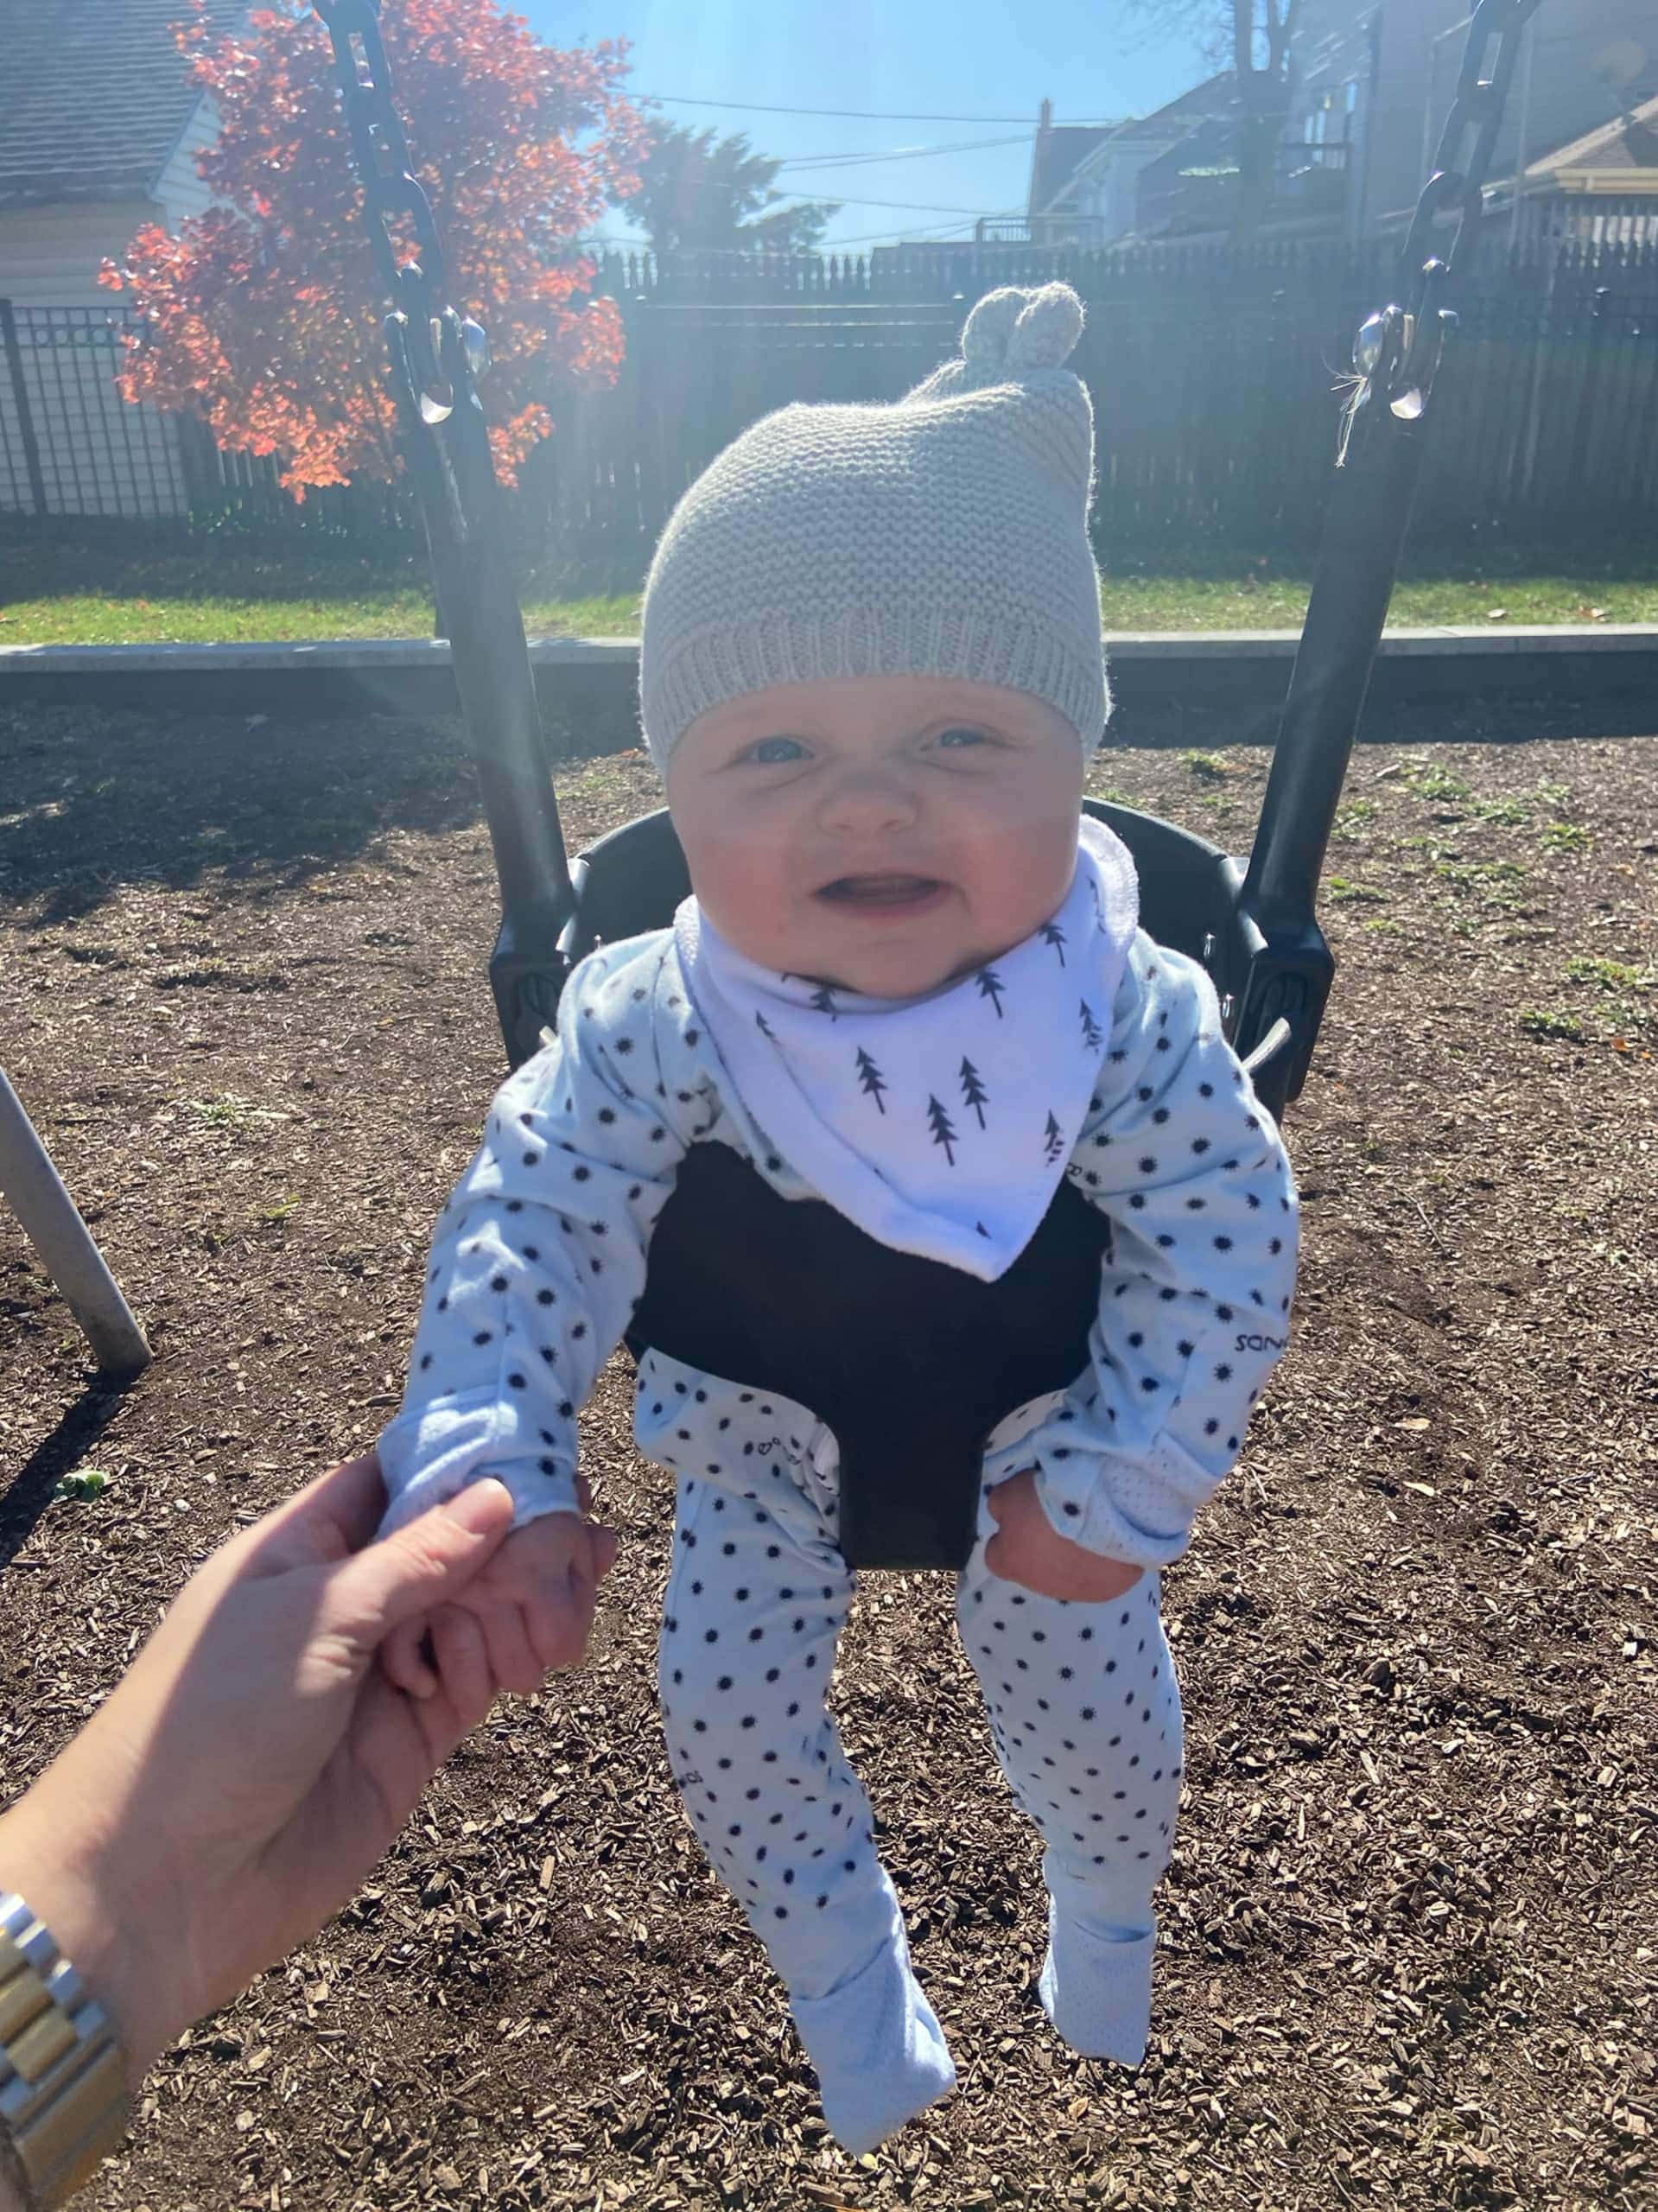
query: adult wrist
[
  {"left": 0, "top": 1802, "right": 171, "bottom": 2101},
  {"left": 0, "top": 1870, "right": 135, "bottom": 2211}
]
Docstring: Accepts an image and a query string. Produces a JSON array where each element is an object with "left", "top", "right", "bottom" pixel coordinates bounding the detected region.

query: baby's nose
[{"left": 816, "top": 763, "right": 920, "bottom": 830}]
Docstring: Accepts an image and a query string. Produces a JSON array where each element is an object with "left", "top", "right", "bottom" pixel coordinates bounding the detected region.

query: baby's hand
[
  {"left": 984, "top": 1470, "right": 1145, "bottom": 1602},
  {"left": 380, "top": 1498, "right": 617, "bottom": 1706}
]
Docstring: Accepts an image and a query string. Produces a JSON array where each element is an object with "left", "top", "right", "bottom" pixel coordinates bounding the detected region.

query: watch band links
[{"left": 0, "top": 1896, "right": 130, "bottom": 2212}]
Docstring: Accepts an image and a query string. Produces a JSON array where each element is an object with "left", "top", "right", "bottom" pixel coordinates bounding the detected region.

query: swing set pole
[
  {"left": 1235, "top": 0, "right": 1544, "bottom": 1100},
  {"left": 0, "top": 1071, "right": 151, "bottom": 1382}
]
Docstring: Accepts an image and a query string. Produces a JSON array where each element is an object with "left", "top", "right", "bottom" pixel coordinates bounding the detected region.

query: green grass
[
  {"left": 4, "top": 526, "right": 1657, "bottom": 645},
  {"left": 181, "top": 1090, "right": 292, "bottom": 1134},
  {"left": 1182, "top": 749, "right": 1231, "bottom": 781},
  {"left": 1564, "top": 956, "right": 1654, "bottom": 993},
  {"left": 1401, "top": 761, "right": 1473, "bottom": 802},
  {"left": 1519, "top": 1007, "right": 1587, "bottom": 1043}
]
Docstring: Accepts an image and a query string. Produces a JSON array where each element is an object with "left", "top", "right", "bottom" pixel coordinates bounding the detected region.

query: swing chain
[
  {"left": 1353, "top": 0, "right": 1544, "bottom": 414},
  {"left": 313, "top": 0, "right": 468, "bottom": 423},
  {"left": 1400, "top": 0, "right": 1545, "bottom": 300}
]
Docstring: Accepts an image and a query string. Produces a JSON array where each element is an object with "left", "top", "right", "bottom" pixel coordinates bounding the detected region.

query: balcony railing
[{"left": 1138, "top": 137, "right": 1353, "bottom": 236}]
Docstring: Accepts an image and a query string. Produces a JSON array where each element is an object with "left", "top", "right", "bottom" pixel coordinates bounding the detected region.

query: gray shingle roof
[
  {"left": 0, "top": 0, "right": 248, "bottom": 210},
  {"left": 1528, "top": 91, "right": 1658, "bottom": 178}
]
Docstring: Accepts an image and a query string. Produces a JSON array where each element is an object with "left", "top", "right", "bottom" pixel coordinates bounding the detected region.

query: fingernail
[{"left": 447, "top": 1478, "right": 511, "bottom": 1535}]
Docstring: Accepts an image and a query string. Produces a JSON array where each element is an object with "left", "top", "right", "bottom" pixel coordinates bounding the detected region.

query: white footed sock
[
  {"left": 791, "top": 1907, "right": 956, "bottom": 2154},
  {"left": 1038, "top": 1892, "right": 1158, "bottom": 2065}
]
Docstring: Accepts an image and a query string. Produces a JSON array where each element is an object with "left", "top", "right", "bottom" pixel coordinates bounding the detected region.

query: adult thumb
[{"left": 325, "top": 1478, "right": 517, "bottom": 1653}]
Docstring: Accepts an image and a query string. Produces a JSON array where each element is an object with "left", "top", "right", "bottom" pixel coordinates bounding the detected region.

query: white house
[
  {"left": 0, "top": 0, "right": 245, "bottom": 516},
  {"left": 1027, "top": 78, "right": 1235, "bottom": 248}
]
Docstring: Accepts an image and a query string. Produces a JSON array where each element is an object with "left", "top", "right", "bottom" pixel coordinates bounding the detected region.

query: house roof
[
  {"left": 1031, "top": 71, "right": 1235, "bottom": 215},
  {"left": 1524, "top": 90, "right": 1658, "bottom": 180},
  {"left": 1030, "top": 124, "right": 1120, "bottom": 218},
  {"left": 0, "top": 0, "right": 248, "bottom": 211}
]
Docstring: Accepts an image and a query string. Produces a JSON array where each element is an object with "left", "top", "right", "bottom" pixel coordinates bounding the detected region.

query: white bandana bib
[{"left": 673, "top": 816, "right": 1140, "bottom": 1281}]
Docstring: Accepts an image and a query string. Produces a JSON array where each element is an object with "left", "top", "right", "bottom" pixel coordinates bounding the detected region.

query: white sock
[
  {"left": 1038, "top": 1896, "right": 1157, "bottom": 2065},
  {"left": 791, "top": 1908, "right": 956, "bottom": 2154}
]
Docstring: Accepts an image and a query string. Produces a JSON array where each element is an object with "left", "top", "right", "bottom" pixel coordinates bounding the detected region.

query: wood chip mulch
[{"left": 2, "top": 696, "right": 1655, "bottom": 2211}]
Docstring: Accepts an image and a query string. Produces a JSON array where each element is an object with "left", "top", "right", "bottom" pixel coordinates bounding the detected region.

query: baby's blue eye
[
  {"left": 749, "top": 736, "right": 808, "bottom": 765},
  {"left": 937, "top": 727, "right": 988, "bottom": 748}
]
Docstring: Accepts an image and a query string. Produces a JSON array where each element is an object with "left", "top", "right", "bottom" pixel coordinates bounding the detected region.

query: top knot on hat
[
  {"left": 638, "top": 280, "right": 1109, "bottom": 772},
  {"left": 960, "top": 283, "right": 1085, "bottom": 385}
]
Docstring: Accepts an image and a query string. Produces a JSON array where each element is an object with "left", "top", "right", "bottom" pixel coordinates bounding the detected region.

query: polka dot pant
[
  {"left": 659, "top": 1466, "right": 1183, "bottom": 2065},
  {"left": 957, "top": 1485, "right": 1182, "bottom": 2061}
]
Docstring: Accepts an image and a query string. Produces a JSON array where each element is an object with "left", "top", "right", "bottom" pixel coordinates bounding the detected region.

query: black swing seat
[{"left": 534, "top": 798, "right": 1305, "bottom": 1573}]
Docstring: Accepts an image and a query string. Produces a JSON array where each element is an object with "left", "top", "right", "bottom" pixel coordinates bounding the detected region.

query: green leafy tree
[{"left": 619, "top": 119, "right": 842, "bottom": 257}]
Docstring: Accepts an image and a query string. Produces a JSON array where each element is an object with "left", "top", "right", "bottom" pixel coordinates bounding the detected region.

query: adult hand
[
  {"left": 382, "top": 1486, "right": 617, "bottom": 1702},
  {"left": 0, "top": 1452, "right": 517, "bottom": 2098},
  {"left": 984, "top": 1469, "right": 1146, "bottom": 1602}
]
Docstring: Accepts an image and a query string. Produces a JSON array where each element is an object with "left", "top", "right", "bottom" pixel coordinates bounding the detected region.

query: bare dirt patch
[{"left": 3, "top": 702, "right": 1655, "bottom": 2210}]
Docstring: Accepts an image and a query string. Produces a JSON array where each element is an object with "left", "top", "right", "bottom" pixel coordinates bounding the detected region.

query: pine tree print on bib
[{"left": 674, "top": 817, "right": 1139, "bottom": 1281}]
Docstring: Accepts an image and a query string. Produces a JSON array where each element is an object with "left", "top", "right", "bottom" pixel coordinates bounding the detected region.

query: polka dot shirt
[{"left": 373, "top": 926, "right": 1299, "bottom": 1566}]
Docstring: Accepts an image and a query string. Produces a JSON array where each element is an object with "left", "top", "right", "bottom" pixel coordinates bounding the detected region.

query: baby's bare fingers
[
  {"left": 483, "top": 1601, "right": 546, "bottom": 1700},
  {"left": 533, "top": 1573, "right": 596, "bottom": 1674},
  {"left": 382, "top": 1618, "right": 437, "bottom": 1700},
  {"left": 430, "top": 1603, "right": 496, "bottom": 1726}
]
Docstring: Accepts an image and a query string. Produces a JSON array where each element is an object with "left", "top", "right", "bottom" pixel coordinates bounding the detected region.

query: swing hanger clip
[{"left": 1348, "top": 0, "right": 1541, "bottom": 426}]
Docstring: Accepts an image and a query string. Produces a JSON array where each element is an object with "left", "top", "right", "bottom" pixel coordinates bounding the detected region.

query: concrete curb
[{"left": 2, "top": 626, "right": 1654, "bottom": 739}]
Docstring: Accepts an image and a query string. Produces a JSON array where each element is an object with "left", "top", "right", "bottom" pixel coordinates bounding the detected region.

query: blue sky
[{"left": 524, "top": 1, "right": 1214, "bottom": 256}]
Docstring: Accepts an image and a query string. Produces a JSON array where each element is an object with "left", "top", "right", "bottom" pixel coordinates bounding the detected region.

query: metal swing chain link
[
  {"left": 1354, "top": 0, "right": 1544, "bottom": 414},
  {"left": 313, "top": 0, "right": 577, "bottom": 1066},
  {"left": 313, "top": 0, "right": 489, "bottom": 422}
]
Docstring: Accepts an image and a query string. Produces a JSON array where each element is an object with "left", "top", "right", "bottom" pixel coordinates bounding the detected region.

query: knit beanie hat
[{"left": 638, "top": 280, "right": 1108, "bottom": 773}]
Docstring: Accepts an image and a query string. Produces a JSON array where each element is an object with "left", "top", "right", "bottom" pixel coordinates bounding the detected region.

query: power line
[
  {"left": 626, "top": 175, "right": 1023, "bottom": 214},
  {"left": 633, "top": 92, "right": 1128, "bottom": 124},
  {"left": 776, "top": 133, "right": 1030, "bottom": 169},
  {"left": 580, "top": 213, "right": 994, "bottom": 255},
  {"left": 758, "top": 193, "right": 1026, "bottom": 214},
  {"left": 824, "top": 216, "right": 989, "bottom": 248}
]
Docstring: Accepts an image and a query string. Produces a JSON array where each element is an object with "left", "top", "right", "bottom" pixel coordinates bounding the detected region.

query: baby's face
[{"left": 664, "top": 675, "right": 1085, "bottom": 997}]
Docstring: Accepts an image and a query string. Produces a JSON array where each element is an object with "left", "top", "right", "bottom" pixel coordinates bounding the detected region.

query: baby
[{"left": 372, "top": 282, "right": 1300, "bottom": 2153}]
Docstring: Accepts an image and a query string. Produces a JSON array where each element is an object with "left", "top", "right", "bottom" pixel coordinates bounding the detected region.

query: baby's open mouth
[{"left": 815, "top": 874, "right": 946, "bottom": 910}]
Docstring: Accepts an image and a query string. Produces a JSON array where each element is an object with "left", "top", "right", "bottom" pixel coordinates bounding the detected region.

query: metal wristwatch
[{"left": 0, "top": 1896, "right": 130, "bottom": 2212}]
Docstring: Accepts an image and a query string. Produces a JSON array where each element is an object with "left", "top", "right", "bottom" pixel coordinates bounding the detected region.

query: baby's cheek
[{"left": 680, "top": 831, "right": 789, "bottom": 954}]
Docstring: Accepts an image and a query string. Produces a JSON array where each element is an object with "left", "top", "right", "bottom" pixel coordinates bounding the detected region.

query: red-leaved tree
[{"left": 100, "top": 0, "right": 652, "bottom": 497}]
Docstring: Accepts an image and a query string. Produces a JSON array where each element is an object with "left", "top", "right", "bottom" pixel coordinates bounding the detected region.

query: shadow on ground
[{"left": 0, "top": 703, "right": 483, "bottom": 925}]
